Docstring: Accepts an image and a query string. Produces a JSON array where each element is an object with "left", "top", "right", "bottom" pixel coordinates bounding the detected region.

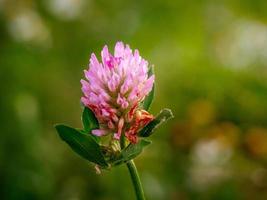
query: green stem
[
  {"left": 126, "top": 160, "right": 146, "bottom": 200},
  {"left": 120, "top": 135, "right": 145, "bottom": 200}
]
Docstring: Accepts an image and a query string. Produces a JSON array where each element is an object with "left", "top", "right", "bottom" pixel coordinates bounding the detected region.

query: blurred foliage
[{"left": 1, "top": 0, "right": 267, "bottom": 199}]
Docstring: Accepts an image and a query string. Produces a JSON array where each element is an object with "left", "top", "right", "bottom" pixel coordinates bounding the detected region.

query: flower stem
[
  {"left": 126, "top": 160, "right": 146, "bottom": 200},
  {"left": 120, "top": 135, "right": 145, "bottom": 200}
]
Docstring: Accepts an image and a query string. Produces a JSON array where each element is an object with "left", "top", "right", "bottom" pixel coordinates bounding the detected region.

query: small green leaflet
[
  {"left": 55, "top": 124, "right": 108, "bottom": 167},
  {"left": 143, "top": 84, "right": 155, "bottom": 111},
  {"left": 139, "top": 108, "right": 174, "bottom": 137},
  {"left": 82, "top": 107, "right": 99, "bottom": 132},
  {"left": 142, "top": 66, "right": 155, "bottom": 111},
  {"left": 112, "top": 139, "right": 151, "bottom": 166},
  {"left": 81, "top": 107, "right": 100, "bottom": 142},
  {"left": 122, "top": 139, "right": 151, "bottom": 161}
]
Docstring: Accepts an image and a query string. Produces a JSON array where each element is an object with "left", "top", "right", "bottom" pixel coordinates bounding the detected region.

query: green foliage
[
  {"left": 55, "top": 104, "right": 167, "bottom": 169},
  {"left": 139, "top": 108, "right": 174, "bottom": 137},
  {"left": 112, "top": 139, "right": 151, "bottom": 166},
  {"left": 142, "top": 66, "right": 155, "bottom": 111},
  {"left": 55, "top": 124, "right": 108, "bottom": 167},
  {"left": 55, "top": 121, "right": 153, "bottom": 168},
  {"left": 143, "top": 85, "right": 155, "bottom": 111},
  {"left": 82, "top": 107, "right": 99, "bottom": 132},
  {"left": 81, "top": 107, "right": 100, "bottom": 142}
]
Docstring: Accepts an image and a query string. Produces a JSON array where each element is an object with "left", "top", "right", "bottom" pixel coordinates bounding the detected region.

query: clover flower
[
  {"left": 55, "top": 42, "right": 173, "bottom": 200},
  {"left": 81, "top": 42, "right": 155, "bottom": 143}
]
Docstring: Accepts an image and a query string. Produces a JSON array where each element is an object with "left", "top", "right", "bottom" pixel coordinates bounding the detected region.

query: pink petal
[
  {"left": 114, "top": 41, "right": 125, "bottom": 57},
  {"left": 81, "top": 97, "right": 90, "bottom": 106},
  {"left": 90, "top": 53, "right": 100, "bottom": 68},
  {"left": 92, "top": 129, "right": 108, "bottom": 137},
  {"left": 141, "top": 75, "right": 154, "bottom": 97},
  {"left": 101, "top": 45, "right": 109, "bottom": 64}
]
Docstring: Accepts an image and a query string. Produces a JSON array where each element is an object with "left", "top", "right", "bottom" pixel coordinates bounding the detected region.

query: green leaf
[
  {"left": 82, "top": 107, "right": 99, "bottom": 132},
  {"left": 143, "top": 84, "right": 155, "bottom": 111},
  {"left": 142, "top": 66, "right": 155, "bottom": 111},
  {"left": 55, "top": 124, "right": 108, "bottom": 167},
  {"left": 148, "top": 65, "right": 154, "bottom": 77},
  {"left": 81, "top": 107, "right": 100, "bottom": 143},
  {"left": 139, "top": 108, "right": 174, "bottom": 137},
  {"left": 112, "top": 139, "right": 151, "bottom": 165},
  {"left": 122, "top": 139, "right": 151, "bottom": 160}
]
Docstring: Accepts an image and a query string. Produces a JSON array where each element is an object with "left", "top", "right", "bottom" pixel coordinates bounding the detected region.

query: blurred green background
[{"left": 1, "top": 0, "right": 267, "bottom": 199}]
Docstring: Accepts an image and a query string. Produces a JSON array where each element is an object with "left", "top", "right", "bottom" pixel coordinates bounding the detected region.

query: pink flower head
[{"left": 81, "top": 42, "right": 154, "bottom": 143}]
